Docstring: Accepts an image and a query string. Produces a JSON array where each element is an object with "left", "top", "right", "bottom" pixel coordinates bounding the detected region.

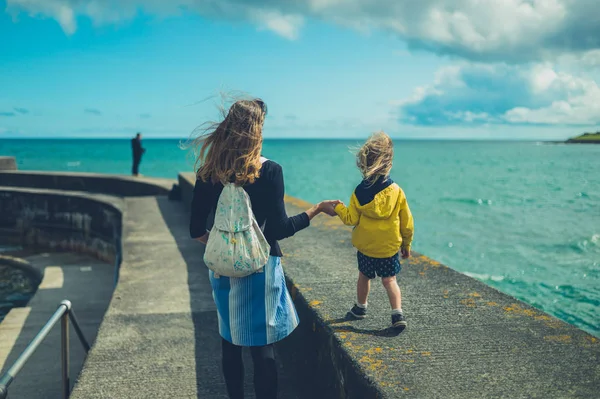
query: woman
[{"left": 189, "top": 98, "right": 337, "bottom": 399}]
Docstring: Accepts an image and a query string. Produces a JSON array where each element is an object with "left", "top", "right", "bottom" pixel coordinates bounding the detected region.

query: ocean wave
[
  {"left": 576, "top": 234, "right": 600, "bottom": 251},
  {"left": 67, "top": 161, "right": 81, "bottom": 167},
  {"left": 539, "top": 234, "right": 600, "bottom": 255},
  {"left": 462, "top": 271, "right": 505, "bottom": 282},
  {"left": 539, "top": 283, "right": 600, "bottom": 307},
  {"left": 553, "top": 308, "right": 600, "bottom": 335},
  {"left": 440, "top": 197, "right": 493, "bottom": 206}
]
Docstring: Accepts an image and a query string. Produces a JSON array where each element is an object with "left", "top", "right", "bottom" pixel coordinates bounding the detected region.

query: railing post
[
  {"left": 68, "top": 310, "right": 91, "bottom": 353},
  {"left": 0, "top": 300, "right": 88, "bottom": 399},
  {"left": 61, "top": 311, "right": 70, "bottom": 399}
]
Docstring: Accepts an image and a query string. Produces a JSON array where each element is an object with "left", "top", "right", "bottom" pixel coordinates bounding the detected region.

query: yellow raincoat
[{"left": 335, "top": 182, "right": 414, "bottom": 258}]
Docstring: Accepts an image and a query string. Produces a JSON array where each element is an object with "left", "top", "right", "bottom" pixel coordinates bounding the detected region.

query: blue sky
[{"left": 1, "top": 0, "right": 599, "bottom": 140}]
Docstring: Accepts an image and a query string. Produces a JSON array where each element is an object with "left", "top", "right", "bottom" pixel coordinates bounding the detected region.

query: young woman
[{"left": 189, "top": 98, "right": 337, "bottom": 399}]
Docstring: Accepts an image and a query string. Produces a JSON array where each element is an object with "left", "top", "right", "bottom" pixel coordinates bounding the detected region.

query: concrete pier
[{"left": 0, "top": 171, "right": 597, "bottom": 398}]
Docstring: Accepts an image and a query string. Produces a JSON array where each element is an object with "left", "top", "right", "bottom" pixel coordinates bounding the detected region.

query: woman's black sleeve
[
  {"left": 189, "top": 179, "right": 213, "bottom": 238},
  {"left": 264, "top": 164, "right": 310, "bottom": 240}
]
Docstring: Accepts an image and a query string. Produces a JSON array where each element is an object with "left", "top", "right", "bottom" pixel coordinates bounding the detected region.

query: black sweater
[{"left": 189, "top": 160, "right": 310, "bottom": 257}]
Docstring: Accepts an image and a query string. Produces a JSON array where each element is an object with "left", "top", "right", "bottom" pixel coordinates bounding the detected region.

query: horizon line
[{"left": 0, "top": 136, "right": 563, "bottom": 142}]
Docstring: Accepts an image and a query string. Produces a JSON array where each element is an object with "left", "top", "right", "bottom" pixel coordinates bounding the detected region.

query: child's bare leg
[
  {"left": 349, "top": 272, "right": 371, "bottom": 319},
  {"left": 357, "top": 271, "right": 371, "bottom": 305},
  {"left": 381, "top": 276, "right": 402, "bottom": 310},
  {"left": 383, "top": 275, "right": 407, "bottom": 329}
]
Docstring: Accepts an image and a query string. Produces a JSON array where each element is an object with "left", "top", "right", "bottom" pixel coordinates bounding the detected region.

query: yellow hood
[{"left": 356, "top": 185, "right": 400, "bottom": 220}]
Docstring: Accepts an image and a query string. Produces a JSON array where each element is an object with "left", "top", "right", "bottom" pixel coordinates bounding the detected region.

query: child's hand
[
  {"left": 401, "top": 247, "right": 411, "bottom": 259},
  {"left": 319, "top": 200, "right": 341, "bottom": 216}
]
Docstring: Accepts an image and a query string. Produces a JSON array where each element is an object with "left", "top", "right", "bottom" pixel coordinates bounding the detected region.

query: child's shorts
[{"left": 357, "top": 251, "right": 401, "bottom": 279}]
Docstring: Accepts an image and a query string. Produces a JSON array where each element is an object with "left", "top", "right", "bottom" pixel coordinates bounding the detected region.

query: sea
[{"left": 1, "top": 138, "right": 599, "bottom": 337}]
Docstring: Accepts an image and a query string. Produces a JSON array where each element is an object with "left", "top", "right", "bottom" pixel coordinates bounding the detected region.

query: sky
[{"left": 1, "top": 0, "right": 600, "bottom": 140}]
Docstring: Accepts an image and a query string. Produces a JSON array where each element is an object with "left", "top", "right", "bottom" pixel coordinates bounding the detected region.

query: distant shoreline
[
  {"left": 545, "top": 140, "right": 600, "bottom": 144},
  {"left": 564, "top": 132, "right": 600, "bottom": 144},
  {"left": 564, "top": 139, "right": 600, "bottom": 144}
]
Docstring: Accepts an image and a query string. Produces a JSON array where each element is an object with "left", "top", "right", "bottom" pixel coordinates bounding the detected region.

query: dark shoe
[
  {"left": 349, "top": 304, "right": 367, "bottom": 319},
  {"left": 391, "top": 313, "right": 407, "bottom": 330}
]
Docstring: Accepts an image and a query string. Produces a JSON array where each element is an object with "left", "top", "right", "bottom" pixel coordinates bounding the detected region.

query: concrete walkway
[
  {"left": 0, "top": 252, "right": 114, "bottom": 398},
  {"left": 71, "top": 197, "right": 305, "bottom": 399},
  {"left": 277, "top": 196, "right": 600, "bottom": 398}
]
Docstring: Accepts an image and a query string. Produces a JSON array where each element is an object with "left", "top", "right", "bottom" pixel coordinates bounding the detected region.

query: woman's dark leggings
[{"left": 221, "top": 339, "right": 278, "bottom": 399}]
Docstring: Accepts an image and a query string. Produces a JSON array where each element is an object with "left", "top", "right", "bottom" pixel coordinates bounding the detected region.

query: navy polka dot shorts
[{"left": 357, "top": 251, "right": 401, "bottom": 279}]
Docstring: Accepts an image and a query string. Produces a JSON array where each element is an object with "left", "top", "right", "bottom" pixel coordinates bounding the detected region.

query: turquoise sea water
[{"left": 1, "top": 139, "right": 599, "bottom": 336}]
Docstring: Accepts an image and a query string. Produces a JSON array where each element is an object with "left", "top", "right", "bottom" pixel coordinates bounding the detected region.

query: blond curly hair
[{"left": 356, "top": 131, "right": 394, "bottom": 185}]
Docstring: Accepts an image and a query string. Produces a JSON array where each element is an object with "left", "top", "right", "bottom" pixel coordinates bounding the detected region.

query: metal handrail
[{"left": 0, "top": 300, "right": 90, "bottom": 399}]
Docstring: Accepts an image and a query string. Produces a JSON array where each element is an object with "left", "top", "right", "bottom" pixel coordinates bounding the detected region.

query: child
[{"left": 334, "top": 132, "right": 414, "bottom": 330}]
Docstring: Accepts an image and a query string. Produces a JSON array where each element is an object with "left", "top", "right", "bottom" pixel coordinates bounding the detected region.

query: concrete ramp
[{"left": 0, "top": 252, "right": 113, "bottom": 398}]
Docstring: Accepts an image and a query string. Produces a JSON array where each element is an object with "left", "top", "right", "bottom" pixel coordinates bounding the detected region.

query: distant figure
[
  {"left": 334, "top": 132, "right": 414, "bottom": 331},
  {"left": 131, "top": 133, "right": 146, "bottom": 176}
]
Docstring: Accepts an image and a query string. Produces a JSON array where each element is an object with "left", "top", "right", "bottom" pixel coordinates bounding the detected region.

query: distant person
[
  {"left": 131, "top": 132, "right": 146, "bottom": 176},
  {"left": 333, "top": 132, "right": 414, "bottom": 331},
  {"left": 189, "top": 98, "right": 338, "bottom": 399}
]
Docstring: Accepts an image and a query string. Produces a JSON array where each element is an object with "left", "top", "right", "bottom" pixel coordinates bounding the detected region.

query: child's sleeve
[
  {"left": 399, "top": 190, "right": 414, "bottom": 251},
  {"left": 335, "top": 194, "right": 360, "bottom": 226}
]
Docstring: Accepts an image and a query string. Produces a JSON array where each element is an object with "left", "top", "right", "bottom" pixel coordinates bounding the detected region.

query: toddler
[{"left": 334, "top": 132, "right": 414, "bottom": 330}]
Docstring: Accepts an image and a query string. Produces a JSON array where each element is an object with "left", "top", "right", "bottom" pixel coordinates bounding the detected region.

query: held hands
[{"left": 319, "top": 200, "right": 342, "bottom": 216}]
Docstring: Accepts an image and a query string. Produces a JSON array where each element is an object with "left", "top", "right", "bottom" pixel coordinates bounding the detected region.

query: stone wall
[
  {"left": 0, "top": 187, "right": 123, "bottom": 265},
  {"left": 0, "top": 158, "right": 16, "bottom": 171},
  {"left": 0, "top": 171, "right": 171, "bottom": 197}
]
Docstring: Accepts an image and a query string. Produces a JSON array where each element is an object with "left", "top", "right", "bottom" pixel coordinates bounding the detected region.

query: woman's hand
[
  {"left": 195, "top": 233, "right": 209, "bottom": 244},
  {"left": 305, "top": 200, "right": 341, "bottom": 220}
]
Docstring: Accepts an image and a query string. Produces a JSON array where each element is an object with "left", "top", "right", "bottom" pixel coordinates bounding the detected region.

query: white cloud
[
  {"left": 250, "top": 10, "right": 303, "bottom": 40},
  {"left": 6, "top": 0, "right": 600, "bottom": 61},
  {"left": 580, "top": 50, "right": 600, "bottom": 69},
  {"left": 398, "top": 62, "right": 600, "bottom": 126},
  {"left": 7, "top": 0, "right": 77, "bottom": 34},
  {"left": 6, "top": 0, "right": 305, "bottom": 40}
]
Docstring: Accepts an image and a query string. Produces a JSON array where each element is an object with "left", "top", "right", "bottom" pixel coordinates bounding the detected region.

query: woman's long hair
[{"left": 189, "top": 97, "right": 268, "bottom": 186}]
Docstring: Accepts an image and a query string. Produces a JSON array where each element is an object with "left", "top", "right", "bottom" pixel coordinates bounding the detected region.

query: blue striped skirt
[{"left": 209, "top": 256, "right": 299, "bottom": 347}]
